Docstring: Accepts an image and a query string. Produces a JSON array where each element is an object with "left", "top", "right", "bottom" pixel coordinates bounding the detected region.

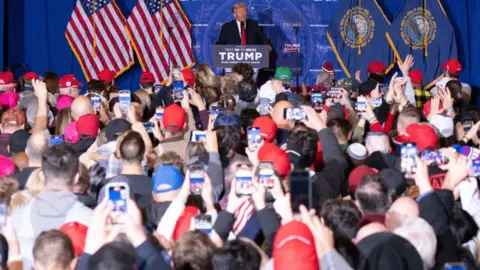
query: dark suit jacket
[{"left": 216, "top": 19, "right": 269, "bottom": 45}]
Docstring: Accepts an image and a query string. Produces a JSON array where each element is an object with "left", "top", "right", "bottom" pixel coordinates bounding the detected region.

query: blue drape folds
[{"left": 4, "top": 0, "right": 480, "bottom": 105}]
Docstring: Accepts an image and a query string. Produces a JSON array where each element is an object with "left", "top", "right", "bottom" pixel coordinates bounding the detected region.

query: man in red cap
[
  {"left": 252, "top": 116, "right": 277, "bottom": 143},
  {"left": 367, "top": 60, "right": 387, "bottom": 84},
  {"left": 98, "top": 69, "right": 117, "bottom": 94},
  {"left": 0, "top": 71, "right": 16, "bottom": 92},
  {"left": 155, "top": 103, "right": 193, "bottom": 162},
  {"left": 411, "top": 70, "right": 431, "bottom": 108},
  {"left": 59, "top": 74, "right": 83, "bottom": 98},
  {"left": 432, "top": 58, "right": 471, "bottom": 103},
  {"left": 138, "top": 71, "right": 155, "bottom": 95}
]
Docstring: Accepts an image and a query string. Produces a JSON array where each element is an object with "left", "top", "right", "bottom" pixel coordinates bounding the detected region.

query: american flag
[
  {"left": 126, "top": 0, "right": 195, "bottom": 83},
  {"left": 65, "top": 0, "right": 134, "bottom": 81}
]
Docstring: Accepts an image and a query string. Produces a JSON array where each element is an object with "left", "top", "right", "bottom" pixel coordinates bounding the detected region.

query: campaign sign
[{"left": 213, "top": 45, "right": 270, "bottom": 68}]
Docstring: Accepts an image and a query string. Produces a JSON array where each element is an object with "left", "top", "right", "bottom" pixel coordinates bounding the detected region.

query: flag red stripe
[
  {"left": 128, "top": 8, "right": 165, "bottom": 80},
  {"left": 101, "top": 6, "right": 130, "bottom": 67},
  {"left": 94, "top": 12, "right": 122, "bottom": 71},
  {"left": 69, "top": 12, "right": 103, "bottom": 74},
  {"left": 164, "top": 5, "right": 189, "bottom": 67},
  {"left": 66, "top": 29, "right": 94, "bottom": 79}
]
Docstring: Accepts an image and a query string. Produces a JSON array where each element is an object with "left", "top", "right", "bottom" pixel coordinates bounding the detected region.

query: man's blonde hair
[{"left": 233, "top": 2, "right": 247, "bottom": 13}]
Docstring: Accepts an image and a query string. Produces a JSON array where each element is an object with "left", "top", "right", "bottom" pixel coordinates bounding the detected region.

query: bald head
[
  {"left": 355, "top": 222, "right": 387, "bottom": 244},
  {"left": 71, "top": 96, "right": 94, "bottom": 121},
  {"left": 26, "top": 131, "right": 50, "bottom": 165},
  {"left": 386, "top": 197, "right": 419, "bottom": 231},
  {"left": 272, "top": 101, "right": 294, "bottom": 130}
]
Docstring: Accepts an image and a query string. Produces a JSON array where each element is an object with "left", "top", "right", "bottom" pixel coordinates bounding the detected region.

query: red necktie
[{"left": 241, "top": 26, "right": 247, "bottom": 45}]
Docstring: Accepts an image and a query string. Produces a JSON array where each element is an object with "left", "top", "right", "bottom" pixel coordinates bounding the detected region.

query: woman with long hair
[{"left": 194, "top": 63, "right": 221, "bottom": 106}]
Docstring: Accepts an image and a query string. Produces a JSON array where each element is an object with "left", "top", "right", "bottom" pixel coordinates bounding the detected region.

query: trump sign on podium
[{"left": 212, "top": 45, "right": 270, "bottom": 69}]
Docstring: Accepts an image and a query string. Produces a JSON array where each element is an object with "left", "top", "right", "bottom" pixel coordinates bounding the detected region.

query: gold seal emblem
[
  {"left": 401, "top": 7, "right": 437, "bottom": 50},
  {"left": 340, "top": 6, "right": 375, "bottom": 49}
]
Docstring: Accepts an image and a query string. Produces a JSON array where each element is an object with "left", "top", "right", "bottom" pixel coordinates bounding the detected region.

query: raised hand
[{"left": 399, "top": 54, "right": 414, "bottom": 77}]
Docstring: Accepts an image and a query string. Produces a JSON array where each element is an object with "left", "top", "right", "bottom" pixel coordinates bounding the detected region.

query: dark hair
[
  {"left": 446, "top": 80, "right": 463, "bottom": 102},
  {"left": 140, "top": 82, "right": 155, "bottom": 89},
  {"left": 74, "top": 163, "right": 90, "bottom": 194},
  {"left": 108, "top": 94, "right": 142, "bottom": 112},
  {"left": 355, "top": 174, "right": 391, "bottom": 214},
  {"left": 212, "top": 240, "right": 261, "bottom": 270},
  {"left": 368, "top": 73, "right": 386, "bottom": 84},
  {"left": 33, "top": 230, "right": 75, "bottom": 269},
  {"left": 172, "top": 231, "right": 217, "bottom": 270},
  {"left": 119, "top": 131, "right": 146, "bottom": 164},
  {"left": 88, "top": 241, "right": 136, "bottom": 270},
  {"left": 450, "top": 207, "right": 479, "bottom": 246},
  {"left": 327, "top": 118, "right": 352, "bottom": 142},
  {"left": 87, "top": 80, "right": 106, "bottom": 94},
  {"left": 286, "top": 130, "right": 317, "bottom": 168},
  {"left": 219, "top": 94, "right": 237, "bottom": 112},
  {"left": 240, "top": 108, "right": 260, "bottom": 132},
  {"left": 41, "top": 144, "right": 79, "bottom": 187},
  {"left": 232, "top": 63, "right": 254, "bottom": 82},
  {"left": 215, "top": 126, "right": 241, "bottom": 160},
  {"left": 235, "top": 81, "right": 257, "bottom": 103},
  {"left": 320, "top": 199, "right": 362, "bottom": 239},
  {"left": 44, "top": 71, "right": 60, "bottom": 94}
]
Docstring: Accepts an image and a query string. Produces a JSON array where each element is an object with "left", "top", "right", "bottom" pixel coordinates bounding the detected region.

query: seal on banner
[
  {"left": 340, "top": 6, "right": 375, "bottom": 49},
  {"left": 400, "top": 7, "right": 437, "bottom": 50}
]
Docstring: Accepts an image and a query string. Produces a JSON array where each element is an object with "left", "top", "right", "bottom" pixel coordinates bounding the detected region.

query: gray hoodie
[{"left": 12, "top": 191, "right": 92, "bottom": 269}]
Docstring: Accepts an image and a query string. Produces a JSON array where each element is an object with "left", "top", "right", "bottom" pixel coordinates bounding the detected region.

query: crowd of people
[{"left": 0, "top": 54, "right": 478, "bottom": 270}]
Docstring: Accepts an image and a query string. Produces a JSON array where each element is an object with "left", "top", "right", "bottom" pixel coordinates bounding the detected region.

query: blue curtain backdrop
[{"left": 4, "top": 0, "right": 480, "bottom": 104}]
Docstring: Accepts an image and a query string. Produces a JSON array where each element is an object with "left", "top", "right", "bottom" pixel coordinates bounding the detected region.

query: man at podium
[{"left": 215, "top": 2, "right": 270, "bottom": 47}]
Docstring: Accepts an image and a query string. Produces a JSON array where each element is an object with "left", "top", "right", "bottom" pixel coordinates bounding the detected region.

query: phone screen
[
  {"left": 420, "top": 150, "right": 449, "bottom": 166},
  {"left": 173, "top": 81, "right": 184, "bottom": 100},
  {"left": 50, "top": 135, "right": 64, "bottom": 146},
  {"left": 284, "top": 108, "right": 306, "bottom": 120},
  {"left": 91, "top": 96, "right": 101, "bottom": 112},
  {"left": 156, "top": 107, "right": 164, "bottom": 119},
  {"left": 289, "top": 170, "right": 311, "bottom": 212},
  {"left": 311, "top": 92, "right": 323, "bottom": 110},
  {"left": 190, "top": 168, "right": 204, "bottom": 195},
  {"left": 371, "top": 98, "right": 383, "bottom": 108},
  {"left": 191, "top": 131, "right": 207, "bottom": 143},
  {"left": 471, "top": 160, "right": 480, "bottom": 177},
  {"left": 259, "top": 98, "right": 270, "bottom": 115},
  {"left": 247, "top": 127, "right": 262, "bottom": 151},
  {"left": 194, "top": 214, "right": 212, "bottom": 235},
  {"left": 401, "top": 143, "right": 417, "bottom": 174},
  {"left": 118, "top": 90, "right": 131, "bottom": 117},
  {"left": 172, "top": 67, "right": 181, "bottom": 81},
  {"left": 258, "top": 162, "right": 274, "bottom": 189},
  {"left": 444, "top": 262, "right": 467, "bottom": 270},
  {"left": 356, "top": 96, "right": 367, "bottom": 112},
  {"left": 0, "top": 203, "right": 7, "bottom": 228},
  {"left": 143, "top": 122, "right": 154, "bottom": 133},
  {"left": 107, "top": 184, "right": 129, "bottom": 225},
  {"left": 236, "top": 166, "right": 253, "bottom": 196},
  {"left": 154, "top": 84, "right": 161, "bottom": 93}
]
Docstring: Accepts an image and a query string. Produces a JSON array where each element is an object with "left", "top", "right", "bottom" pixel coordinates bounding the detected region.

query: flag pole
[
  {"left": 160, "top": 0, "right": 165, "bottom": 50},
  {"left": 423, "top": 0, "right": 428, "bottom": 56},
  {"left": 357, "top": 0, "right": 362, "bottom": 55}
]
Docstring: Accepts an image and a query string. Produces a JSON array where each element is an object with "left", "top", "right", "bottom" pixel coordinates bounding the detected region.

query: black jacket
[
  {"left": 313, "top": 128, "right": 349, "bottom": 211},
  {"left": 216, "top": 19, "right": 269, "bottom": 45}
]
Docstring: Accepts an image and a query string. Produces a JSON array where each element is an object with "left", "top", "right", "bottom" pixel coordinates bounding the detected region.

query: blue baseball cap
[
  {"left": 152, "top": 165, "right": 184, "bottom": 194},
  {"left": 213, "top": 112, "right": 241, "bottom": 130}
]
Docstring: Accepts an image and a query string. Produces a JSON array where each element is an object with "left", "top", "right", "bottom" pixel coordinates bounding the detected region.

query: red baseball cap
[
  {"left": 59, "top": 74, "right": 83, "bottom": 88},
  {"left": 441, "top": 59, "right": 462, "bottom": 75},
  {"left": 258, "top": 142, "right": 291, "bottom": 177},
  {"left": 322, "top": 61, "right": 334, "bottom": 74},
  {"left": 140, "top": 72, "right": 155, "bottom": 84},
  {"left": 182, "top": 69, "right": 195, "bottom": 86},
  {"left": 348, "top": 165, "right": 377, "bottom": 194},
  {"left": 23, "top": 72, "right": 39, "bottom": 80},
  {"left": 406, "top": 123, "right": 438, "bottom": 151},
  {"left": 422, "top": 100, "right": 443, "bottom": 119},
  {"left": 252, "top": 116, "right": 277, "bottom": 142},
  {"left": 59, "top": 222, "right": 88, "bottom": 256},
  {"left": 409, "top": 70, "right": 423, "bottom": 85},
  {"left": 162, "top": 104, "right": 186, "bottom": 131},
  {"left": 98, "top": 69, "right": 116, "bottom": 83},
  {"left": 0, "top": 72, "right": 15, "bottom": 85},
  {"left": 273, "top": 221, "right": 319, "bottom": 270},
  {"left": 76, "top": 114, "right": 99, "bottom": 138},
  {"left": 367, "top": 61, "right": 386, "bottom": 75}
]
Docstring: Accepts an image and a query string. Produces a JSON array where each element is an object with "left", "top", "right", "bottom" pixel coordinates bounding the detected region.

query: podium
[{"left": 212, "top": 45, "right": 270, "bottom": 69}]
